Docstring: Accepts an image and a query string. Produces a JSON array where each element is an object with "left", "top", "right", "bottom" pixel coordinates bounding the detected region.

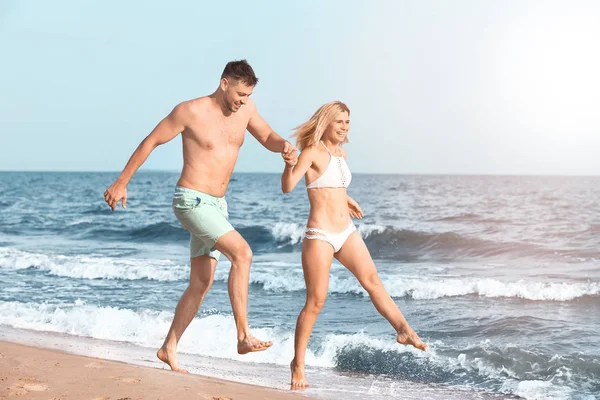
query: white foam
[
  {"left": 507, "top": 380, "right": 574, "bottom": 400},
  {"left": 0, "top": 300, "right": 430, "bottom": 370},
  {"left": 0, "top": 248, "right": 187, "bottom": 281},
  {"left": 3, "top": 248, "right": 598, "bottom": 301},
  {"left": 233, "top": 264, "right": 600, "bottom": 301},
  {"left": 0, "top": 300, "right": 585, "bottom": 399},
  {"left": 0, "top": 301, "right": 428, "bottom": 368},
  {"left": 66, "top": 218, "right": 93, "bottom": 226},
  {"left": 224, "top": 259, "right": 600, "bottom": 301},
  {"left": 0, "top": 300, "right": 318, "bottom": 366},
  {"left": 390, "top": 277, "right": 600, "bottom": 301},
  {"left": 271, "top": 222, "right": 304, "bottom": 245},
  {"left": 357, "top": 223, "right": 388, "bottom": 238}
]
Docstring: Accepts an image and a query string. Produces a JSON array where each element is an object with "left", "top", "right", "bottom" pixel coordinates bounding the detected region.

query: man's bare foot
[
  {"left": 290, "top": 360, "right": 309, "bottom": 390},
  {"left": 237, "top": 335, "right": 273, "bottom": 355},
  {"left": 157, "top": 346, "right": 189, "bottom": 373},
  {"left": 397, "top": 325, "right": 428, "bottom": 351}
]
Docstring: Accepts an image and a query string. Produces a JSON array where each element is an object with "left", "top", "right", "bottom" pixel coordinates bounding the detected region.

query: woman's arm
[
  {"left": 347, "top": 195, "right": 364, "bottom": 219},
  {"left": 340, "top": 148, "right": 363, "bottom": 218},
  {"left": 281, "top": 147, "right": 315, "bottom": 193}
]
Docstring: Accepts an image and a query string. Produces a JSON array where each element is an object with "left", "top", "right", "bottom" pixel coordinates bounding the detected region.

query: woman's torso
[{"left": 304, "top": 142, "right": 352, "bottom": 232}]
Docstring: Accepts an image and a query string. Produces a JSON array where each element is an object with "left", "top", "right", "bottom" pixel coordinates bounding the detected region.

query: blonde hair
[{"left": 291, "top": 101, "right": 350, "bottom": 150}]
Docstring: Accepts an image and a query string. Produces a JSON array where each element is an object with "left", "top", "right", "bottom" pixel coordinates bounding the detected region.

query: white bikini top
[{"left": 306, "top": 141, "right": 352, "bottom": 189}]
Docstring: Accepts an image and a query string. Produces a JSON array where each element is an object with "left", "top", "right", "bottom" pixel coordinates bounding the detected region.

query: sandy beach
[{"left": 0, "top": 341, "right": 306, "bottom": 400}]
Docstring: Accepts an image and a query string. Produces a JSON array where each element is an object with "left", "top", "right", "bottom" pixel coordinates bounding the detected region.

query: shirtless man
[{"left": 103, "top": 60, "right": 298, "bottom": 373}]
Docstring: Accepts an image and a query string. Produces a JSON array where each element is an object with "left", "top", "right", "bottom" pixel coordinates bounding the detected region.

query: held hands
[
  {"left": 282, "top": 141, "right": 298, "bottom": 167},
  {"left": 348, "top": 197, "right": 364, "bottom": 219},
  {"left": 104, "top": 181, "right": 128, "bottom": 211}
]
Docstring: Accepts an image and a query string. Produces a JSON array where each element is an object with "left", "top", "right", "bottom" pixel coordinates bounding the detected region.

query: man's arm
[
  {"left": 246, "top": 101, "right": 297, "bottom": 163},
  {"left": 104, "top": 103, "right": 188, "bottom": 211}
]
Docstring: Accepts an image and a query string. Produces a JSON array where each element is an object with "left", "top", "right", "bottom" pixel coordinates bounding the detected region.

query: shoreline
[
  {"left": 0, "top": 326, "right": 517, "bottom": 400},
  {"left": 0, "top": 340, "right": 306, "bottom": 400}
]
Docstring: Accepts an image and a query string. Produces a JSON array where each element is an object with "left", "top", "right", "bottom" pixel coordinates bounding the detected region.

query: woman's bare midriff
[{"left": 306, "top": 188, "right": 351, "bottom": 232}]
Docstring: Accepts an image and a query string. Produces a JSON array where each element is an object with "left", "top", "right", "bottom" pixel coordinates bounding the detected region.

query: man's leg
[
  {"left": 214, "top": 230, "right": 273, "bottom": 354},
  {"left": 157, "top": 254, "right": 217, "bottom": 372}
]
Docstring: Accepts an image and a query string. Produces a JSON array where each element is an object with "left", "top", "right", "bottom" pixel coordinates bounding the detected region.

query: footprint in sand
[
  {"left": 17, "top": 377, "right": 49, "bottom": 391},
  {"left": 13, "top": 382, "right": 49, "bottom": 393},
  {"left": 212, "top": 397, "right": 233, "bottom": 400},
  {"left": 9, "top": 378, "right": 49, "bottom": 394},
  {"left": 92, "top": 397, "right": 110, "bottom": 400},
  {"left": 22, "top": 383, "right": 49, "bottom": 391},
  {"left": 85, "top": 361, "right": 105, "bottom": 369},
  {"left": 8, "top": 388, "right": 28, "bottom": 396},
  {"left": 119, "top": 378, "right": 141, "bottom": 384},
  {"left": 108, "top": 376, "right": 141, "bottom": 384}
]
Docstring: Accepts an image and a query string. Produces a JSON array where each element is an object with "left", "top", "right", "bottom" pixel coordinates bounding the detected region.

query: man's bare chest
[{"left": 186, "top": 117, "right": 247, "bottom": 148}]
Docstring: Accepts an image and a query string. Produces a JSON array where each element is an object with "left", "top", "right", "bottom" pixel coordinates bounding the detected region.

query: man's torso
[{"left": 177, "top": 96, "right": 251, "bottom": 197}]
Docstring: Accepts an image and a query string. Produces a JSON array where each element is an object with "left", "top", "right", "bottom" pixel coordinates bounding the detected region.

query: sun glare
[{"left": 496, "top": 8, "right": 600, "bottom": 134}]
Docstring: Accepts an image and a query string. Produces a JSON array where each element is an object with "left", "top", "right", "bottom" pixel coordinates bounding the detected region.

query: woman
[{"left": 281, "top": 101, "right": 427, "bottom": 388}]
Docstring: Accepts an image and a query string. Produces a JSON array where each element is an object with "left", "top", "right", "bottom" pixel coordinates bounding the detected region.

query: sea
[{"left": 0, "top": 171, "right": 599, "bottom": 399}]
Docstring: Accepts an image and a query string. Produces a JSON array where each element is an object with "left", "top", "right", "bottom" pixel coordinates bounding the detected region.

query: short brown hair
[{"left": 221, "top": 59, "right": 259, "bottom": 86}]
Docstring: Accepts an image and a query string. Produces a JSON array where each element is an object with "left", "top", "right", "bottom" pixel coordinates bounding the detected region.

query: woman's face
[{"left": 323, "top": 111, "right": 350, "bottom": 144}]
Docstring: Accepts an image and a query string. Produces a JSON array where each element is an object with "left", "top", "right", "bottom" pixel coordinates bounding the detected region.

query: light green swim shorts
[{"left": 172, "top": 186, "right": 234, "bottom": 260}]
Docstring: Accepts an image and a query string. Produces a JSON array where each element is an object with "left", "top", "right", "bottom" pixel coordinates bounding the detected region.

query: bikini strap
[{"left": 319, "top": 140, "right": 331, "bottom": 155}]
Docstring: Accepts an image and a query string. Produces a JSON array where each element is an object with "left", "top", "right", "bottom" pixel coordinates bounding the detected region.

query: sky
[{"left": 1, "top": 0, "right": 599, "bottom": 175}]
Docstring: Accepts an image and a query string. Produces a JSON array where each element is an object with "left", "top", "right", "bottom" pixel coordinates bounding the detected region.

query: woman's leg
[
  {"left": 335, "top": 232, "right": 427, "bottom": 351},
  {"left": 291, "top": 238, "right": 335, "bottom": 388}
]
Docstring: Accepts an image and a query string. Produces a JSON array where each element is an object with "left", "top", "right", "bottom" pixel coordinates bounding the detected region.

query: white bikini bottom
[{"left": 302, "top": 222, "right": 356, "bottom": 253}]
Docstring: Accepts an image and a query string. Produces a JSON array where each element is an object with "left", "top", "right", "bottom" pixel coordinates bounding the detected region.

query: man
[{"left": 104, "top": 60, "right": 298, "bottom": 373}]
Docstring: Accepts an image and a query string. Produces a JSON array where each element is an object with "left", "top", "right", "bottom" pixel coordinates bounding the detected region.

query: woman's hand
[{"left": 348, "top": 196, "right": 363, "bottom": 219}]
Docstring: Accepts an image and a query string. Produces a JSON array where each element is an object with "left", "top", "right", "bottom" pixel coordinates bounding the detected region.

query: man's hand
[
  {"left": 348, "top": 197, "right": 364, "bottom": 219},
  {"left": 104, "top": 181, "right": 128, "bottom": 211},
  {"left": 282, "top": 141, "right": 298, "bottom": 167}
]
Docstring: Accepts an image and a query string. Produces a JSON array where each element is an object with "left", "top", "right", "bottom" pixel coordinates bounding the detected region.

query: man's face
[{"left": 222, "top": 79, "right": 254, "bottom": 112}]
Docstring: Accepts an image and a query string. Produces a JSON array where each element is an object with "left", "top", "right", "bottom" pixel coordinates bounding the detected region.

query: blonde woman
[{"left": 281, "top": 101, "right": 427, "bottom": 388}]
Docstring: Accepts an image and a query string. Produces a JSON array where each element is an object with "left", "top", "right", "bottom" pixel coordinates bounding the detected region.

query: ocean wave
[
  {"left": 0, "top": 300, "right": 310, "bottom": 366},
  {"left": 32, "top": 214, "right": 598, "bottom": 261},
  {"left": 0, "top": 301, "right": 596, "bottom": 399},
  {"left": 332, "top": 337, "right": 595, "bottom": 399},
  {"left": 2, "top": 247, "right": 598, "bottom": 301},
  {"left": 270, "top": 222, "right": 305, "bottom": 246},
  {"left": 269, "top": 222, "right": 596, "bottom": 262},
  {"left": 81, "top": 222, "right": 190, "bottom": 243},
  {"left": 81, "top": 205, "right": 113, "bottom": 215},
  {"left": 361, "top": 227, "right": 525, "bottom": 260},
  {"left": 379, "top": 277, "right": 600, "bottom": 301},
  {"left": 0, "top": 248, "right": 187, "bottom": 281},
  {"left": 429, "top": 213, "right": 482, "bottom": 222},
  {"left": 224, "top": 264, "right": 600, "bottom": 301}
]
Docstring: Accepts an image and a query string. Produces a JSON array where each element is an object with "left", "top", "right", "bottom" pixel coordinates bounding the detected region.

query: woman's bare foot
[
  {"left": 397, "top": 325, "right": 428, "bottom": 351},
  {"left": 237, "top": 334, "right": 273, "bottom": 355},
  {"left": 156, "top": 346, "right": 189, "bottom": 373},
  {"left": 290, "top": 359, "right": 309, "bottom": 389}
]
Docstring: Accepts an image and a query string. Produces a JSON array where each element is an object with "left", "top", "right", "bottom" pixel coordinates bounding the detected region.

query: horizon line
[{"left": 0, "top": 169, "right": 599, "bottom": 178}]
